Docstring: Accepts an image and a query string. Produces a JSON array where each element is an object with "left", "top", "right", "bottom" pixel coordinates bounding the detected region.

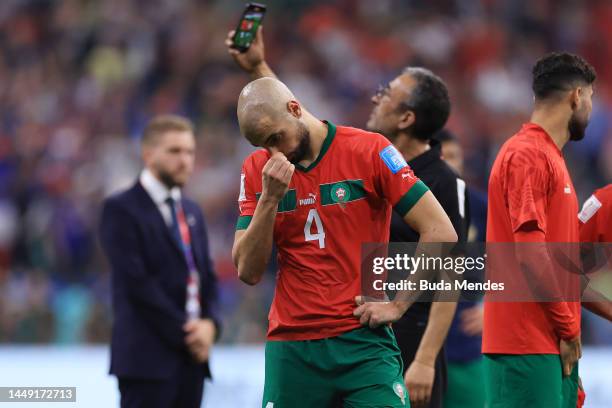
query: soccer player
[
  {"left": 578, "top": 184, "right": 612, "bottom": 339},
  {"left": 227, "top": 27, "right": 464, "bottom": 408},
  {"left": 232, "top": 77, "right": 457, "bottom": 407},
  {"left": 579, "top": 184, "right": 612, "bottom": 242},
  {"left": 484, "top": 52, "right": 596, "bottom": 408}
]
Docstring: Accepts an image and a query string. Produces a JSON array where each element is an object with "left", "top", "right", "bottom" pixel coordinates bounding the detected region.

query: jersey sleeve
[
  {"left": 578, "top": 191, "right": 604, "bottom": 242},
  {"left": 505, "top": 149, "right": 552, "bottom": 234},
  {"left": 236, "top": 156, "right": 261, "bottom": 230},
  {"left": 371, "top": 137, "right": 429, "bottom": 217}
]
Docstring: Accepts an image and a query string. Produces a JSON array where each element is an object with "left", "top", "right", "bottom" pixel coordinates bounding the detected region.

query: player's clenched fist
[{"left": 261, "top": 152, "right": 294, "bottom": 202}]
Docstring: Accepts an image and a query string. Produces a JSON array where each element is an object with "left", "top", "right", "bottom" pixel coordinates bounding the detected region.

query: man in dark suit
[{"left": 99, "top": 114, "right": 220, "bottom": 408}]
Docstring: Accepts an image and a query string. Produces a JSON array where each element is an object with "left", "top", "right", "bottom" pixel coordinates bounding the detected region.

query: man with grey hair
[{"left": 227, "top": 27, "right": 467, "bottom": 408}]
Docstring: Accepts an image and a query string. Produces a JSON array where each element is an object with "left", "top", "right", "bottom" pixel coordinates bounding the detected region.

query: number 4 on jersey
[{"left": 304, "top": 209, "right": 326, "bottom": 248}]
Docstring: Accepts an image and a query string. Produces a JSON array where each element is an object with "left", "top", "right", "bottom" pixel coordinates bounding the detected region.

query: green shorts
[
  {"left": 262, "top": 326, "right": 409, "bottom": 408},
  {"left": 484, "top": 354, "right": 579, "bottom": 408},
  {"left": 443, "top": 357, "right": 485, "bottom": 408}
]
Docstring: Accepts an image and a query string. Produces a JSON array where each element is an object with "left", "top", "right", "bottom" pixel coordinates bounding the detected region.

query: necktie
[{"left": 166, "top": 197, "right": 201, "bottom": 321}]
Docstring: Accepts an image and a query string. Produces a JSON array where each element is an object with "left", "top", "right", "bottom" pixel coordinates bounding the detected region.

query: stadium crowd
[{"left": 0, "top": 0, "right": 611, "bottom": 344}]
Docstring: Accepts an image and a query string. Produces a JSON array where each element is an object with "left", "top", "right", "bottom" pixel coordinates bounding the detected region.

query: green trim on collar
[{"left": 295, "top": 121, "right": 336, "bottom": 173}]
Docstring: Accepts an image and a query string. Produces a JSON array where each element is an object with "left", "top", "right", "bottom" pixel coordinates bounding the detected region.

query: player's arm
[
  {"left": 232, "top": 153, "right": 294, "bottom": 285},
  {"left": 355, "top": 191, "right": 458, "bottom": 326},
  {"left": 514, "top": 225, "right": 581, "bottom": 376},
  {"left": 403, "top": 301, "right": 456, "bottom": 406},
  {"left": 502, "top": 150, "right": 581, "bottom": 375},
  {"left": 582, "top": 298, "right": 612, "bottom": 322},
  {"left": 404, "top": 177, "right": 463, "bottom": 406},
  {"left": 403, "top": 190, "right": 459, "bottom": 244},
  {"left": 226, "top": 26, "right": 277, "bottom": 79}
]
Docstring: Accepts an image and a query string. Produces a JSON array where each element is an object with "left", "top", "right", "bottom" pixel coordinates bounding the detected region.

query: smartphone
[{"left": 231, "top": 3, "right": 267, "bottom": 52}]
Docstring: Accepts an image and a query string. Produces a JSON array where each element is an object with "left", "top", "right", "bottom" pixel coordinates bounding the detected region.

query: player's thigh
[
  {"left": 561, "top": 363, "right": 580, "bottom": 408},
  {"left": 443, "top": 358, "right": 485, "bottom": 408},
  {"left": 342, "top": 381, "right": 409, "bottom": 408},
  {"left": 484, "top": 354, "right": 562, "bottom": 408},
  {"left": 262, "top": 340, "right": 336, "bottom": 408},
  {"left": 338, "top": 326, "right": 409, "bottom": 408}
]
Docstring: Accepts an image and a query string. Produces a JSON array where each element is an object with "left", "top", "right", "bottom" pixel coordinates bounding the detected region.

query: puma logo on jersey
[
  {"left": 564, "top": 183, "right": 571, "bottom": 194},
  {"left": 402, "top": 172, "right": 414, "bottom": 180},
  {"left": 299, "top": 193, "right": 317, "bottom": 206}
]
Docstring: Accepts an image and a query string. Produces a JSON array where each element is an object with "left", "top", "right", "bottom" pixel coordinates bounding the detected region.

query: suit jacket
[{"left": 99, "top": 181, "right": 220, "bottom": 380}]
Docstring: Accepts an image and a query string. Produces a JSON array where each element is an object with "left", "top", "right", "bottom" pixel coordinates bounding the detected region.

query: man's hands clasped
[{"left": 184, "top": 318, "right": 216, "bottom": 363}]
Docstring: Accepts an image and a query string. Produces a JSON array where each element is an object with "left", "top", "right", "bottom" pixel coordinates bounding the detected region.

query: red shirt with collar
[{"left": 484, "top": 123, "right": 581, "bottom": 354}]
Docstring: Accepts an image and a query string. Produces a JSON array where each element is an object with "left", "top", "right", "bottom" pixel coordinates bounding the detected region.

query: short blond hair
[{"left": 142, "top": 114, "right": 194, "bottom": 146}]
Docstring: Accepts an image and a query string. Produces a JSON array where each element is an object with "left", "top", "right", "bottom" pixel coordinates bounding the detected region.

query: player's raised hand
[
  {"left": 353, "top": 296, "right": 408, "bottom": 328},
  {"left": 226, "top": 26, "right": 266, "bottom": 73},
  {"left": 261, "top": 152, "right": 294, "bottom": 203}
]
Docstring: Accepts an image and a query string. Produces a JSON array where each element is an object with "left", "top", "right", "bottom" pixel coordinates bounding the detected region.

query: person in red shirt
[
  {"left": 579, "top": 184, "right": 612, "bottom": 242},
  {"left": 578, "top": 184, "right": 612, "bottom": 373},
  {"left": 232, "top": 77, "right": 457, "bottom": 407},
  {"left": 227, "top": 27, "right": 460, "bottom": 408},
  {"left": 484, "top": 52, "right": 596, "bottom": 408}
]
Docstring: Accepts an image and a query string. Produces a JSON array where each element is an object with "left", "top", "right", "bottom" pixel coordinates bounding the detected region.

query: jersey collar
[
  {"left": 295, "top": 121, "right": 336, "bottom": 173},
  {"left": 522, "top": 122, "right": 562, "bottom": 155}
]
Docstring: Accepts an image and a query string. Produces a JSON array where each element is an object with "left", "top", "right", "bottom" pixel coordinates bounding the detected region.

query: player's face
[
  {"left": 255, "top": 117, "right": 311, "bottom": 164},
  {"left": 568, "top": 85, "right": 593, "bottom": 141},
  {"left": 367, "top": 74, "right": 415, "bottom": 138},
  {"left": 144, "top": 130, "right": 195, "bottom": 188}
]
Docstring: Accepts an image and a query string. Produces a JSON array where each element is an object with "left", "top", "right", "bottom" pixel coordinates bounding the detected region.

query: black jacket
[{"left": 99, "top": 181, "right": 220, "bottom": 380}]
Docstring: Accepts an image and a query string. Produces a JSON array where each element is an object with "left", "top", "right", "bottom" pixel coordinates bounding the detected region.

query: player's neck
[
  {"left": 393, "top": 133, "right": 430, "bottom": 162},
  {"left": 530, "top": 106, "right": 571, "bottom": 150},
  {"left": 301, "top": 114, "right": 329, "bottom": 165}
]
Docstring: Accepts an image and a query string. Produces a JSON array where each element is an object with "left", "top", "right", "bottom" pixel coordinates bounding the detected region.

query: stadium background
[{"left": 0, "top": 0, "right": 610, "bottom": 406}]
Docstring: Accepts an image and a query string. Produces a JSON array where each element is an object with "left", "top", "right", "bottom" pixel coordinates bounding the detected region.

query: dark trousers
[
  {"left": 118, "top": 362, "right": 205, "bottom": 408},
  {"left": 393, "top": 324, "right": 447, "bottom": 408}
]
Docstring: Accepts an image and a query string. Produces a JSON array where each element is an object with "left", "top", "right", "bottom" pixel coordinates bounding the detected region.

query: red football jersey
[
  {"left": 236, "top": 122, "right": 428, "bottom": 340},
  {"left": 484, "top": 123, "right": 581, "bottom": 354},
  {"left": 579, "top": 184, "right": 612, "bottom": 242}
]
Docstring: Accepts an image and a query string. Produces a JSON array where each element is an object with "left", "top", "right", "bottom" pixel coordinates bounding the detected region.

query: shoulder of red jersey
[
  {"left": 593, "top": 184, "right": 612, "bottom": 202},
  {"left": 335, "top": 125, "right": 390, "bottom": 146},
  {"left": 579, "top": 184, "right": 612, "bottom": 224},
  {"left": 334, "top": 125, "right": 407, "bottom": 167},
  {"left": 499, "top": 130, "right": 552, "bottom": 169}
]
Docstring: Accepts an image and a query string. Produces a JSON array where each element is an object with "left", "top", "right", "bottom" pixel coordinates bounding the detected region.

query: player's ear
[
  {"left": 397, "top": 110, "right": 415, "bottom": 131},
  {"left": 569, "top": 87, "right": 581, "bottom": 111},
  {"left": 287, "top": 100, "right": 301, "bottom": 118}
]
